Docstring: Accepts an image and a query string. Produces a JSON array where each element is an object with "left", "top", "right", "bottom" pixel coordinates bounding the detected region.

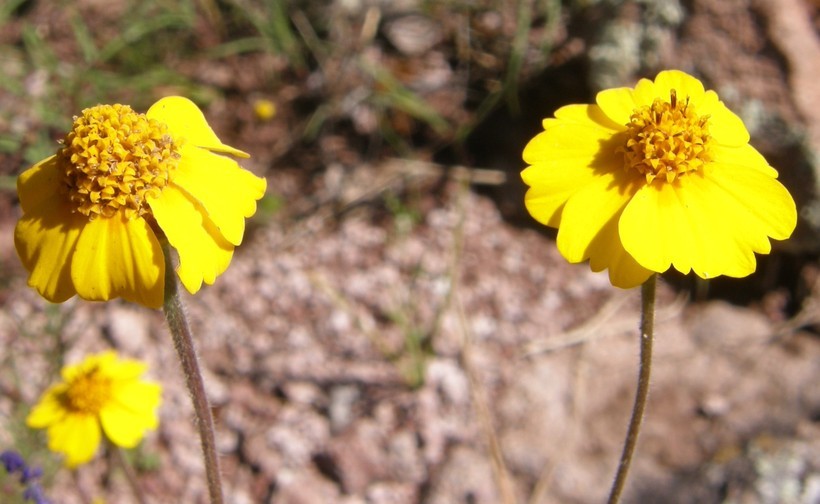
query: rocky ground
[{"left": 1, "top": 0, "right": 819, "bottom": 503}]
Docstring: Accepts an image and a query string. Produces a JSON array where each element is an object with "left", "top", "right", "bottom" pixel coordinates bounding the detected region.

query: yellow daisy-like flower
[
  {"left": 15, "top": 97, "right": 267, "bottom": 308},
  {"left": 26, "top": 351, "right": 162, "bottom": 468},
  {"left": 521, "top": 70, "right": 797, "bottom": 288}
]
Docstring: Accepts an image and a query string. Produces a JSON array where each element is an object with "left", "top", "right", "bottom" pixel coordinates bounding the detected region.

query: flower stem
[
  {"left": 161, "top": 241, "right": 224, "bottom": 504},
  {"left": 607, "top": 273, "right": 656, "bottom": 504},
  {"left": 110, "top": 444, "right": 148, "bottom": 504}
]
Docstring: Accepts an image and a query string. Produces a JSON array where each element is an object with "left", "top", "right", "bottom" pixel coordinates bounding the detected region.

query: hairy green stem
[
  {"left": 607, "top": 274, "right": 656, "bottom": 504},
  {"left": 161, "top": 241, "right": 224, "bottom": 504}
]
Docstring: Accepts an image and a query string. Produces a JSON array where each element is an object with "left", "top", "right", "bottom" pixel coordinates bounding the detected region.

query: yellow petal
[
  {"left": 587, "top": 212, "right": 654, "bottom": 288},
  {"left": 553, "top": 104, "right": 625, "bottom": 131},
  {"left": 620, "top": 180, "right": 714, "bottom": 276},
  {"left": 523, "top": 124, "right": 615, "bottom": 167},
  {"left": 683, "top": 173, "right": 768, "bottom": 274},
  {"left": 704, "top": 163, "right": 797, "bottom": 242},
  {"left": 653, "top": 70, "right": 706, "bottom": 104},
  {"left": 62, "top": 351, "right": 117, "bottom": 383},
  {"left": 70, "top": 215, "right": 164, "bottom": 309},
  {"left": 113, "top": 381, "right": 163, "bottom": 414},
  {"left": 524, "top": 182, "right": 580, "bottom": 228},
  {"left": 620, "top": 164, "right": 795, "bottom": 279},
  {"left": 170, "top": 145, "right": 266, "bottom": 246},
  {"left": 107, "top": 360, "right": 149, "bottom": 381},
  {"left": 15, "top": 164, "right": 86, "bottom": 303},
  {"left": 26, "top": 385, "right": 69, "bottom": 428},
  {"left": 100, "top": 407, "right": 144, "bottom": 448},
  {"left": 711, "top": 143, "right": 776, "bottom": 177},
  {"left": 47, "top": 413, "right": 101, "bottom": 468},
  {"left": 146, "top": 97, "right": 250, "bottom": 158},
  {"left": 696, "top": 91, "right": 750, "bottom": 147},
  {"left": 148, "top": 185, "right": 234, "bottom": 294},
  {"left": 523, "top": 152, "right": 616, "bottom": 228},
  {"left": 630, "top": 77, "right": 659, "bottom": 107},
  {"left": 556, "top": 169, "right": 640, "bottom": 263},
  {"left": 522, "top": 112, "right": 624, "bottom": 228},
  {"left": 15, "top": 217, "right": 83, "bottom": 304},
  {"left": 596, "top": 86, "right": 641, "bottom": 126},
  {"left": 605, "top": 245, "right": 654, "bottom": 288},
  {"left": 100, "top": 383, "right": 160, "bottom": 449},
  {"left": 17, "top": 156, "right": 61, "bottom": 214}
]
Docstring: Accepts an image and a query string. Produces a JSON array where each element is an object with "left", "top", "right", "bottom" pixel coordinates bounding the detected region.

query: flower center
[
  {"left": 620, "top": 89, "right": 713, "bottom": 184},
  {"left": 62, "top": 366, "right": 111, "bottom": 415},
  {"left": 57, "top": 104, "right": 181, "bottom": 220}
]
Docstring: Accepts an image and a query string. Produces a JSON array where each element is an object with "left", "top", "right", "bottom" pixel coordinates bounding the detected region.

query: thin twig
[
  {"left": 111, "top": 444, "right": 149, "bottom": 504},
  {"left": 457, "top": 293, "right": 517, "bottom": 504},
  {"left": 527, "top": 343, "right": 588, "bottom": 504},
  {"left": 521, "top": 291, "right": 684, "bottom": 358},
  {"left": 450, "top": 176, "right": 516, "bottom": 504}
]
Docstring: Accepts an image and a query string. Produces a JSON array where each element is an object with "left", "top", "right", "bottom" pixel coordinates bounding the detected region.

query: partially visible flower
[
  {"left": 1, "top": 450, "right": 25, "bottom": 474},
  {"left": 22, "top": 484, "right": 49, "bottom": 504},
  {"left": 1, "top": 450, "right": 50, "bottom": 504},
  {"left": 26, "top": 351, "right": 162, "bottom": 468},
  {"left": 252, "top": 98, "right": 277, "bottom": 121},
  {"left": 15, "top": 97, "right": 267, "bottom": 308},
  {"left": 521, "top": 70, "right": 797, "bottom": 287},
  {"left": 19, "top": 465, "right": 42, "bottom": 485}
]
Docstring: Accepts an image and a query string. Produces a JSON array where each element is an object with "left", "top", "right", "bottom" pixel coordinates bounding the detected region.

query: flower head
[
  {"left": 521, "top": 70, "right": 797, "bottom": 288},
  {"left": 15, "top": 97, "right": 267, "bottom": 308},
  {"left": 26, "top": 351, "right": 162, "bottom": 468}
]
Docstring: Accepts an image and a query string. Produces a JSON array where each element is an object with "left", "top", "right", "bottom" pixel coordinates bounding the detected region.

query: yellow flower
[
  {"left": 15, "top": 97, "right": 267, "bottom": 308},
  {"left": 521, "top": 70, "right": 797, "bottom": 288},
  {"left": 252, "top": 98, "right": 277, "bottom": 121},
  {"left": 26, "top": 351, "right": 162, "bottom": 468}
]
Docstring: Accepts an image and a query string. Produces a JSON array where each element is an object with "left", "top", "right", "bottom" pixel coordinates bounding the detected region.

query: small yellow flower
[
  {"left": 26, "top": 351, "right": 162, "bottom": 468},
  {"left": 521, "top": 70, "right": 797, "bottom": 288},
  {"left": 252, "top": 98, "right": 277, "bottom": 121},
  {"left": 15, "top": 97, "right": 267, "bottom": 308}
]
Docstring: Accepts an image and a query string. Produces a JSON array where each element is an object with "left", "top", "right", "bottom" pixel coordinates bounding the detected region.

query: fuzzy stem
[
  {"left": 161, "top": 241, "right": 224, "bottom": 504},
  {"left": 607, "top": 274, "right": 656, "bottom": 504}
]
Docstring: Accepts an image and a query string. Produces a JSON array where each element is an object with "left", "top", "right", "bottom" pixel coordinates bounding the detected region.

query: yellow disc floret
[
  {"left": 62, "top": 365, "right": 112, "bottom": 415},
  {"left": 58, "top": 104, "right": 181, "bottom": 220},
  {"left": 621, "top": 90, "right": 713, "bottom": 184}
]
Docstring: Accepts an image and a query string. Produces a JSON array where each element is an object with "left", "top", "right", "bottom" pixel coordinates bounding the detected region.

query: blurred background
[{"left": 0, "top": 0, "right": 819, "bottom": 503}]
